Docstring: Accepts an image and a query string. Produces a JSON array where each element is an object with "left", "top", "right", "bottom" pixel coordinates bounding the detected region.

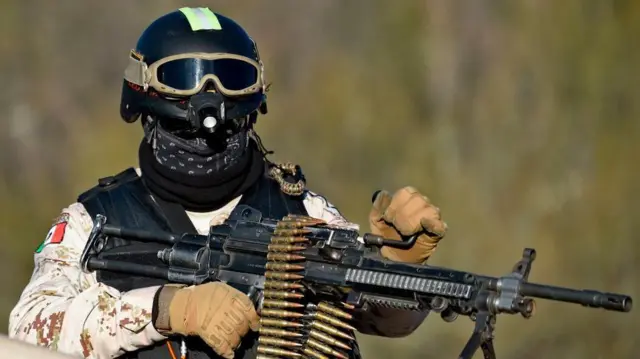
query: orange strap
[{"left": 166, "top": 342, "right": 178, "bottom": 359}]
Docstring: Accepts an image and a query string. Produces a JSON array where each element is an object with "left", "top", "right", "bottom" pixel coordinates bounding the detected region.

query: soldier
[{"left": 8, "top": 7, "right": 447, "bottom": 359}]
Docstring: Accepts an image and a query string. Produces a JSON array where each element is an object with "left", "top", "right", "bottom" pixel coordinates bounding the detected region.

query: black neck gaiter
[{"left": 138, "top": 138, "right": 265, "bottom": 212}]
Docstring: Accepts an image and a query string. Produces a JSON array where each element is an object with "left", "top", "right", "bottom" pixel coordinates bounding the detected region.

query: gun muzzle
[{"left": 520, "top": 283, "right": 632, "bottom": 312}]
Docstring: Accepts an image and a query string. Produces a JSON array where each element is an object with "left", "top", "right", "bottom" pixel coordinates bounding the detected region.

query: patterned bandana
[{"left": 150, "top": 121, "right": 249, "bottom": 176}]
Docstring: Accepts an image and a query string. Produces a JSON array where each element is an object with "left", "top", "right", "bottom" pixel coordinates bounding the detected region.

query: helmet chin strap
[{"left": 248, "top": 125, "right": 274, "bottom": 158}]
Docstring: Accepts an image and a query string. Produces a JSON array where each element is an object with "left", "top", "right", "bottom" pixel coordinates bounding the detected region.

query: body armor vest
[{"left": 77, "top": 166, "right": 362, "bottom": 359}]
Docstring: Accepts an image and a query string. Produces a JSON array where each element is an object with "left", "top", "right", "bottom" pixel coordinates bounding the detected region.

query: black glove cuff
[
  {"left": 152, "top": 286, "right": 162, "bottom": 326},
  {"left": 152, "top": 284, "right": 186, "bottom": 333}
]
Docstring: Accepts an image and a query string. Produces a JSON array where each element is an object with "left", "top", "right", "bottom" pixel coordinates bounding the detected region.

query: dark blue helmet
[{"left": 120, "top": 7, "right": 267, "bottom": 125}]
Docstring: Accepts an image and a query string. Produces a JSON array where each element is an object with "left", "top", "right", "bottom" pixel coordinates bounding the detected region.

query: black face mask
[
  {"left": 138, "top": 135, "right": 265, "bottom": 212},
  {"left": 138, "top": 89, "right": 270, "bottom": 211},
  {"left": 144, "top": 91, "right": 256, "bottom": 177},
  {"left": 150, "top": 120, "right": 250, "bottom": 176},
  {"left": 138, "top": 91, "right": 267, "bottom": 211}
]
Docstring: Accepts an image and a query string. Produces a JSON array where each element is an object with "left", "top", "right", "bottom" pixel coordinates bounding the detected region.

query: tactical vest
[{"left": 78, "top": 167, "right": 362, "bottom": 359}]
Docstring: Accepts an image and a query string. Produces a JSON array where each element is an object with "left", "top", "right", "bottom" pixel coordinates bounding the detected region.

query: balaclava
[{"left": 138, "top": 92, "right": 266, "bottom": 212}]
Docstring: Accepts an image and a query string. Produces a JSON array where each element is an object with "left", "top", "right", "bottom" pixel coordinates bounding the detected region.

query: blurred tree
[{"left": 0, "top": 1, "right": 637, "bottom": 357}]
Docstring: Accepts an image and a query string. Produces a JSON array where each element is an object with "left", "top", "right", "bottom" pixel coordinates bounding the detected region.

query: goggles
[{"left": 124, "top": 50, "right": 265, "bottom": 97}]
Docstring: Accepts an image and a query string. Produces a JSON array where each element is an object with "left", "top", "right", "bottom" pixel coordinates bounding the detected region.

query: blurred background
[{"left": 1, "top": 0, "right": 638, "bottom": 358}]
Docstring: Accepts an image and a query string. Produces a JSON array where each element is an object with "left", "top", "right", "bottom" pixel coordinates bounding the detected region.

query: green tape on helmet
[{"left": 179, "top": 7, "right": 222, "bottom": 31}]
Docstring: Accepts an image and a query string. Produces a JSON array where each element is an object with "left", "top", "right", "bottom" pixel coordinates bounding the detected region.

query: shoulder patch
[{"left": 35, "top": 214, "right": 70, "bottom": 253}]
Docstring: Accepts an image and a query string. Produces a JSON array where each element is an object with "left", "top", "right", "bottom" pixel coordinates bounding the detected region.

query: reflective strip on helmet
[{"left": 179, "top": 7, "right": 222, "bottom": 31}]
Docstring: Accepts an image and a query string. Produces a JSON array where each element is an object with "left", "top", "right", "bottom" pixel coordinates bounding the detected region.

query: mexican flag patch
[{"left": 36, "top": 216, "right": 69, "bottom": 253}]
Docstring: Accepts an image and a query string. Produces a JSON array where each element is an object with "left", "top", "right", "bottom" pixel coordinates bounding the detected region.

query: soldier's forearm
[{"left": 10, "top": 284, "right": 166, "bottom": 358}]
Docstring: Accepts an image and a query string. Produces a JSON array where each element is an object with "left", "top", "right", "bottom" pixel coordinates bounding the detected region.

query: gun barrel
[
  {"left": 102, "top": 225, "right": 177, "bottom": 244},
  {"left": 520, "top": 282, "right": 632, "bottom": 312}
]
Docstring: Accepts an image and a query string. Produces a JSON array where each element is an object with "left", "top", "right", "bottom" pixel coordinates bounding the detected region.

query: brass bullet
[
  {"left": 262, "top": 309, "right": 304, "bottom": 319},
  {"left": 303, "top": 347, "right": 330, "bottom": 359},
  {"left": 270, "top": 236, "right": 310, "bottom": 244},
  {"left": 318, "top": 302, "right": 353, "bottom": 320},
  {"left": 266, "top": 271, "right": 304, "bottom": 280},
  {"left": 311, "top": 312, "right": 356, "bottom": 331},
  {"left": 306, "top": 218, "right": 327, "bottom": 225},
  {"left": 276, "top": 221, "right": 308, "bottom": 229},
  {"left": 337, "top": 286, "right": 352, "bottom": 294},
  {"left": 267, "top": 253, "right": 305, "bottom": 262},
  {"left": 274, "top": 228, "right": 311, "bottom": 236},
  {"left": 340, "top": 302, "right": 355, "bottom": 310},
  {"left": 256, "top": 355, "right": 280, "bottom": 359},
  {"left": 284, "top": 214, "right": 326, "bottom": 223},
  {"left": 259, "top": 327, "right": 304, "bottom": 338},
  {"left": 260, "top": 318, "right": 304, "bottom": 328},
  {"left": 265, "top": 262, "right": 306, "bottom": 271},
  {"left": 268, "top": 243, "right": 307, "bottom": 252},
  {"left": 309, "top": 320, "right": 354, "bottom": 341},
  {"left": 306, "top": 338, "right": 349, "bottom": 359},
  {"left": 292, "top": 219, "right": 326, "bottom": 227},
  {"left": 263, "top": 299, "right": 305, "bottom": 309},
  {"left": 308, "top": 329, "right": 351, "bottom": 351},
  {"left": 263, "top": 290, "right": 304, "bottom": 299},
  {"left": 265, "top": 281, "right": 304, "bottom": 290},
  {"left": 257, "top": 345, "right": 302, "bottom": 358},
  {"left": 284, "top": 214, "right": 316, "bottom": 220},
  {"left": 259, "top": 336, "right": 302, "bottom": 348}
]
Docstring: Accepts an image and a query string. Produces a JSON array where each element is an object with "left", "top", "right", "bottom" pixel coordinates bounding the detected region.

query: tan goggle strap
[
  {"left": 123, "top": 50, "right": 265, "bottom": 97},
  {"left": 124, "top": 50, "right": 150, "bottom": 89}
]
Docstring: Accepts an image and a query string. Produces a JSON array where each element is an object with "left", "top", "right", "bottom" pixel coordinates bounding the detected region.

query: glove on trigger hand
[
  {"left": 369, "top": 186, "right": 447, "bottom": 264},
  {"left": 153, "top": 282, "right": 260, "bottom": 359}
]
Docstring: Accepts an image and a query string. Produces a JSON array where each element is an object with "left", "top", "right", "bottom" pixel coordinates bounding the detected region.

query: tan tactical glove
[
  {"left": 369, "top": 186, "right": 447, "bottom": 264},
  {"left": 153, "top": 282, "right": 260, "bottom": 359}
]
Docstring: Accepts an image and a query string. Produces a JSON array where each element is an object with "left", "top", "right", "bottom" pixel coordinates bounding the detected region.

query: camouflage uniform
[{"left": 9, "top": 187, "right": 357, "bottom": 359}]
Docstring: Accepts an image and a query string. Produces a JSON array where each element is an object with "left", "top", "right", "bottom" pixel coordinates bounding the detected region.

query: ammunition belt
[{"left": 257, "top": 215, "right": 356, "bottom": 359}]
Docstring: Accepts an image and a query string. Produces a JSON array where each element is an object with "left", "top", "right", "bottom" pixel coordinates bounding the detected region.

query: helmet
[{"left": 120, "top": 7, "right": 267, "bottom": 131}]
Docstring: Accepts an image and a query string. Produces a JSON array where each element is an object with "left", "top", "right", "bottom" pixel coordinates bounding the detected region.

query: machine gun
[{"left": 79, "top": 204, "right": 632, "bottom": 359}]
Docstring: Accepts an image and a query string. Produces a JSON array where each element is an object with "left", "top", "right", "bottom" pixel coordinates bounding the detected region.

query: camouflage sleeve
[
  {"left": 302, "top": 191, "right": 360, "bottom": 231},
  {"left": 302, "top": 191, "right": 430, "bottom": 337},
  {"left": 8, "top": 203, "right": 166, "bottom": 358}
]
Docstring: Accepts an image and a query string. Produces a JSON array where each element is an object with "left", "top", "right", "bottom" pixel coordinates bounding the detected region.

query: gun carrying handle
[{"left": 362, "top": 233, "right": 419, "bottom": 249}]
